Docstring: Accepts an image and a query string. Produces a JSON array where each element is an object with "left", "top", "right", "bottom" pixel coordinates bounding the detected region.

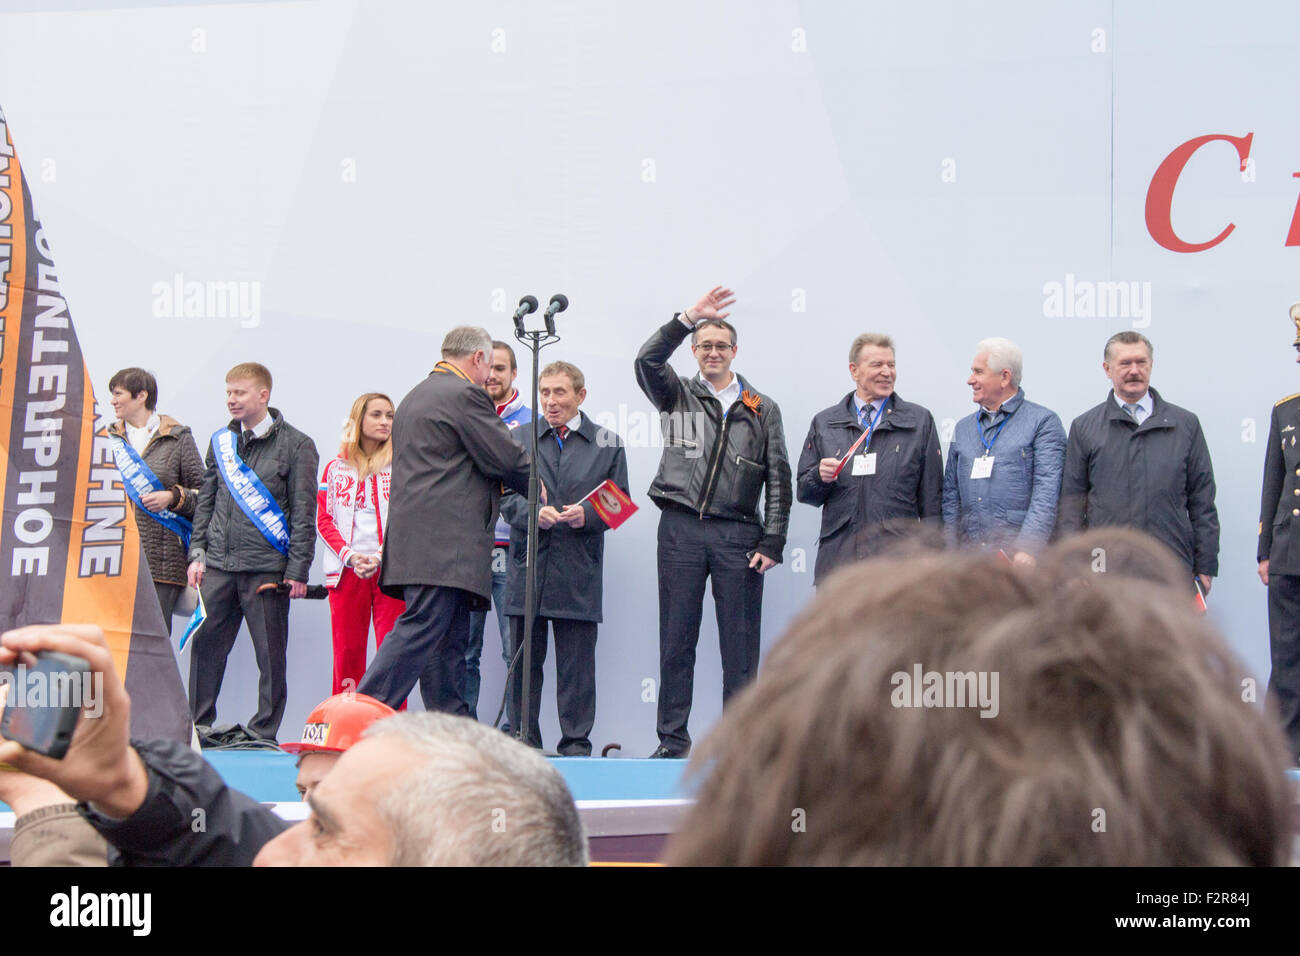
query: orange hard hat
[{"left": 280, "top": 692, "right": 397, "bottom": 755}]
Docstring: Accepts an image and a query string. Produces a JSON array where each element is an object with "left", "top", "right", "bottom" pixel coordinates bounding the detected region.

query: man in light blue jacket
[{"left": 942, "top": 338, "right": 1066, "bottom": 564}]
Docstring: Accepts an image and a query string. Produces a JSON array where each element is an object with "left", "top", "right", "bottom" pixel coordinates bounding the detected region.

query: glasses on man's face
[{"left": 693, "top": 342, "right": 734, "bottom": 354}]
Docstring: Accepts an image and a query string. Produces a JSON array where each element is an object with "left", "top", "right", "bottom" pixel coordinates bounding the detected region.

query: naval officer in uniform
[{"left": 1258, "top": 302, "right": 1300, "bottom": 764}]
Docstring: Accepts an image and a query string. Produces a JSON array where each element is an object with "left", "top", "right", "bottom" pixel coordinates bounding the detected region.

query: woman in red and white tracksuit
[{"left": 317, "top": 392, "right": 405, "bottom": 696}]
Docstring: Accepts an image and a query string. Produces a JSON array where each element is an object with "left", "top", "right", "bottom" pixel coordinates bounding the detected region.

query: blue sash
[
  {"left": 211, "top": 428, "right": 290, "bottom": 554},
  {"left": 111, "top": 434, "right": 193, "bottom": 549}
]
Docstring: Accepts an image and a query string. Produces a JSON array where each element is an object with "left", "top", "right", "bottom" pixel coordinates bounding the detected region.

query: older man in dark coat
[
  {"left": 499, "top": 361, "right": 629, "bottom": 755},
  {"left": 1058, "top": 331, "right": 1219, "bottom": 590},
  {"left": 358, "top": 327, "right": 531, "bottom": 714}
]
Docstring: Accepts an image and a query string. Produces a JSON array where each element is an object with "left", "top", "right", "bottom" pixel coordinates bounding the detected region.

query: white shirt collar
[
  {"left": 700, "top": 373, "right": 740, "bottom": 406},
  {"left": 124, "top": 413, "right": 160, "bottom": 453},
  {"left": 1113, "top": 390, "right": 1152, "bottom": 415},
  {"left": 546, "top": 413, "right": 583, "bottom": 434},
  {"left": 243, "top": 411, "right": 274, "bottom": 438},
  {"left": 853, "top": 393, "right": 887, "bottom": 417},
  {"left": 125, "top": 412, "right": 160, "bottom": 436}
]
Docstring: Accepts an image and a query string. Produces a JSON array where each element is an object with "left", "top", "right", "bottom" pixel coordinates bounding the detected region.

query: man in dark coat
[
  {"left": 187, "top": 362, "right": 318, "bottom": 743},
  {"left": 499, "top": 361, "right": 629, "bottom": 755},
  {"left": 358, "top": 327, "right": 531, "bottom": 714},
  {"left": 1058, "top": 331, "right": 1219, "bottom": 589},
  {"left": 796, "top": 333, "right": 942, "bottom": 585},
  {"left": 1257, "top": 303, "right": 1300, "bottom": 763},
  {"left": 634, "top": 285, "right": 792, "bottom": 758}
]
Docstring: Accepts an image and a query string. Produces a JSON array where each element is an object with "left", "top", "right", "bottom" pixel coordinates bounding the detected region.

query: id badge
[
  {"left": 971, "top": 455, "right": 994, "bottom": 479},
  {"left": 852, "top": 453, "right": 877, "bottom": 476}
]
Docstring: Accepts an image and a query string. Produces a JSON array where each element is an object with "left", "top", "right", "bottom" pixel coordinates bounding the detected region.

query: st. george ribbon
[{"left": 496, "top": 294, "right": 566, "bottom": 744}]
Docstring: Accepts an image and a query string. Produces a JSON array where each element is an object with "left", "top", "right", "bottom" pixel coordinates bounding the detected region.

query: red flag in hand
[{"left": 580, "top": 480, "right": 638, "bottom": 530}]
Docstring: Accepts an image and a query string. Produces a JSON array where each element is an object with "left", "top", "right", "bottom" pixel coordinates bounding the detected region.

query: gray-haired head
[
  {"left": 1103, "top": 330, "right": 1153, "bottom": 363},
  {"left": 849, "top": 333, "right": 895, "bottom": 365},
  {"left": 364, "top": 712, "right": 588, "bottom": 866},
  {"left": 441, "top": 326, "right": 493, "bottom": 361},
  {"left": 975, "top": 337, "right": 1023, "bottom": 388}
]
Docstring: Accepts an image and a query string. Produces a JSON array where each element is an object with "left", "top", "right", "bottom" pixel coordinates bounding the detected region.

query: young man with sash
[
  {"left": 107, "top": 367, "right": 207, "bottom": 626},
  {"left": 187, "top": 362, "right": 319, "bottom": 743}
]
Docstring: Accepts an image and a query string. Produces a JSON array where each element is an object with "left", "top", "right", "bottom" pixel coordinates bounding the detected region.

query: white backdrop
[{"left": 2, "top": 0, "right": 1295, "bottom": 753}]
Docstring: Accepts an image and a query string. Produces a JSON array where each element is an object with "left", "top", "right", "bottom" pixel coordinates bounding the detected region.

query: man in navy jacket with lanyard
[
  {"left": 942, "top": 338, "right": 1066, "bottom": 563},
  {"left": 187, "top": 362, "right": 319, "bottom": 743},
  {"left": 797, "top": 333, "right": 943, "bottom": 584}
]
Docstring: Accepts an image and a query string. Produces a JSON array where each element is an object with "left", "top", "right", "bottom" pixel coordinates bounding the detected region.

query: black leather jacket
[
  {"left": 634, "top": 316, "right": 792, "bottom": 561},
  {"left": 79, "top": 738, "right": 288, "bottom": 866}
]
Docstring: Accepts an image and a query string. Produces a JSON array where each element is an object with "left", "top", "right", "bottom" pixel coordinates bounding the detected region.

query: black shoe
[{"left": 649, "top": 746, "right": 687, "bottom": 759}]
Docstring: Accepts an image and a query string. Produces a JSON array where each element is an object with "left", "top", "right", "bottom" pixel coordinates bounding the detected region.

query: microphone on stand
[
  {"left": 542, "top": 293, "right": 568, "bottom": 337},
  {"left": 513, "top": 295, "right": 539, "bottom": 336}
]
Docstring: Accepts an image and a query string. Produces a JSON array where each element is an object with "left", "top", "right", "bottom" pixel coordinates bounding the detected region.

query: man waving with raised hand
[{"left": 634, "top": 285, "right": 792, "bottom": 759}]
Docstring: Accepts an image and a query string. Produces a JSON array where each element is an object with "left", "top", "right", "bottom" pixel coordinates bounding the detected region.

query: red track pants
[{"left": 328, "top": 567, "right": 405, "bottom": 697}]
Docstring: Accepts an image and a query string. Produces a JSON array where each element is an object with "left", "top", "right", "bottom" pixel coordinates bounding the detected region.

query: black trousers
[
  {"left": 1268, "top": 572, "right": 1300, "bottom": 762},
  {"left": 656, "top": 508, "right": 764, "bottom": 755},
  {"left": 154, "top": 581, "right": 183, "bottom": 624},
  {"left": 358, "top": 584, "right": 470, "bottom": 714},
  {"left": 190, "top": 568, "right": 290, "bottom": 740},
  {"left": 507, "top": 615, "right": 597, "bottom": 755}
]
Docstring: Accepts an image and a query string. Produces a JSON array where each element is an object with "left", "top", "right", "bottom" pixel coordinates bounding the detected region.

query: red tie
[{"left": 555, "top": 425, "right": 568, "bottom": 447}]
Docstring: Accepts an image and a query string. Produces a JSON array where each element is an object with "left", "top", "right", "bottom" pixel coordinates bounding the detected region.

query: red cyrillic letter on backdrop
[{"left": 1145, "top": 132, "right": 1253, "bottom": 252}]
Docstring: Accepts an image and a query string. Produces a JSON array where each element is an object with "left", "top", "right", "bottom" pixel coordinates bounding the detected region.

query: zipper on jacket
[{"left": 698, "top": 398, "right": 745, "bottom": 516}]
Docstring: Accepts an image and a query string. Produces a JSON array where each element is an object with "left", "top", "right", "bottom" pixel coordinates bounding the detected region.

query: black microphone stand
[{"left": 506, "top": 304, "right": 559, "bottom": 746}]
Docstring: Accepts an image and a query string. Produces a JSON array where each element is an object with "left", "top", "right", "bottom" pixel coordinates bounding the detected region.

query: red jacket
[{"left": 316, "top": 456, "right": 392, "bottom": 587}]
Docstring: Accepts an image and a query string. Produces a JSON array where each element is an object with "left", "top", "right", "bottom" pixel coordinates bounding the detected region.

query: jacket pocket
[
  {"left": 1019, "top": 445, "right": 1034, "bottom": 481},
  {"left": 733, "top": 454, "right": 764, "bottom": 516},
  {"left": 819, "top": 489, "right": 854, "bottom": 540},
  {"left": 664, "top": 436, "right": 701, "bottom": 460}
]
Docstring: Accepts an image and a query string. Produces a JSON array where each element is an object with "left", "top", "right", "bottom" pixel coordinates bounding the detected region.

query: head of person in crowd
[
  {"left": 967, "top": 337, "right": 1021, "bottom": 411},
  {"left": 665, "top": 535, "right": 1292, "bottom": 866},
  {"left": 108, "top": 367, "right": 158, "bottom": 427},
  {"left": 485, "top": 340, "right": 519, "bottom": 406},
  {"left": 538, "top": 361, "right": 587, "bottom": 428},
  {"left": 256, "top": 711, "right": 588, "bottom": 866},
  {"left": 1040, "top": 526, "right": 1186, "bottom": 592},
  {"left": 225, "top": 361, "right": 273, "bottom": 427},
  {"left": 691, "top": 318, "right": 738, "bottom": 387},
  {"left": 280, "top": 692, "right": 397, "bottom": 800},
  {"left": 1102, "top": 331, "right": 1154, "bottom": 405},
  {"left": 849, "top": 333, "right": 896, "bottom": 402},
  {"left": 441, "top": 326, "right": 494, "bottom": 387},
  {"left": 340, "top": 392, "right": 395, "bottom": 482}
]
